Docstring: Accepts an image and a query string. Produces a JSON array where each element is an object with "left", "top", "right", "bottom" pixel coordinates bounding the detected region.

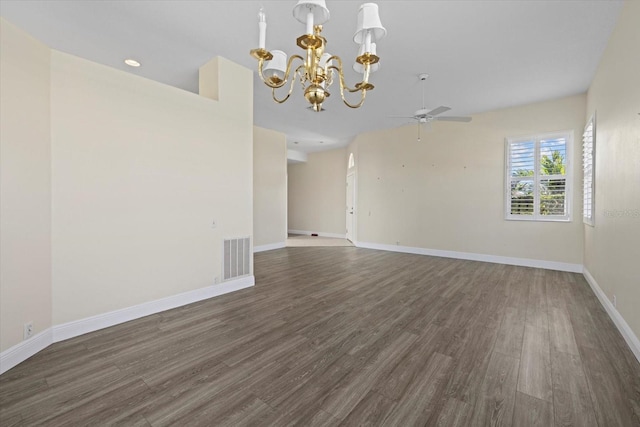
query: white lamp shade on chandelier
[
  {"left": 250, "top": 1, "right": 386, "bottom": 111},
  {"left": 293, "top": 0, "right": 330, "bottom": 35},
  {"left": 263, "top": 50, "right": 288, "bottom": 80},
  {"left": 354, "top": 3, "right": 387, "bottom": 45}
]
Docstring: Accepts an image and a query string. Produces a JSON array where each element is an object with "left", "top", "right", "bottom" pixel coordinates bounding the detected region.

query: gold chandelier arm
[
  {"left": 258, "top": 54, "right": 305, "bottom": 89},
  {"left": 271, "top": 65, "right": 305, "bottom": 103},
  {"left": 340, "top": 87, "right": 368, "bottom": 109},
  {"left": 328, "top": 66, "right": 363, "bottom": 93},
  {"left": 327, "top": 56, "right": 362, "bottom": 93},
  {"left": 271, "top": 87, "right": 291, "bottom": 104},
  {"left": 325, "top": 56, "right": 370, "bottom": 108},
  {"left": 329, "top": 66, "right": 368, "bottom": 108}
]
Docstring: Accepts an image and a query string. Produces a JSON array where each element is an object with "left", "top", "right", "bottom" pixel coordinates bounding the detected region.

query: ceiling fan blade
[
  {"left": 388, "top": 115, "right": 419, "bottom": 120},
  {"left": 426, "top": 106, "right": 451, "bottom": 116},
  {"left": 433, "top": 116, "right": 472, "bottom": 122}
]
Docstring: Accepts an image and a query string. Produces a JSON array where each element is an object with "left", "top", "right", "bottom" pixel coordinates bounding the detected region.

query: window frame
[
  {"left": 505, "top": 131, "right": 573, "bottom": 222},
  {"left": 582, "top": 114, "right": 596, "bottom": 226}
]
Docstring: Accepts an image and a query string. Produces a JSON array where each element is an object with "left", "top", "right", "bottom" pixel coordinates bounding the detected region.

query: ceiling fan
[{"left": 391, "top": 73, "right": 472, "bottom": 141}]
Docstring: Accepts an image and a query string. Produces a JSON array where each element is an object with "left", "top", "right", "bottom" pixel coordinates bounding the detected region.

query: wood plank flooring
[{"left": 1, "top": 247, "right": 639, "bottom": 426}]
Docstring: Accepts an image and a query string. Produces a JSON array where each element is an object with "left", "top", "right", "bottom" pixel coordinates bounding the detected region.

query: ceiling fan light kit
[{"left": 250, "top": 1, "right": 386, "bottom": 112}]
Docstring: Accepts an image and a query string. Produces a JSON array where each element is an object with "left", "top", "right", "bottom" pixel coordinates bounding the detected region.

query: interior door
[{"left": 346, "top": 173, "right": 355, "bottom": 242}]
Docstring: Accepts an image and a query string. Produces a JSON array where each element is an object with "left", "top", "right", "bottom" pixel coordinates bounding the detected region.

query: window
[
  {"left": 505, "top": 132, "right": 572, "bottom": 221},
  {"left": 582, "top": 115, "right": 595, "bottom": 225}
]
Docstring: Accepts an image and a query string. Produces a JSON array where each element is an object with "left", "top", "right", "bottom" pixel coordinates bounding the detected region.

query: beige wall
[
  {"left": 585, "top": 0, "right": 640, "bottom": 339},
  {"left": 288, "top": 148, "right": 348, "bottom": 236},
  {"left": 351, "top": 94, "right": 586, "bottom": 265},
  {"left": 49, "top": 53, "right": 253, "bottom": 325},
  {"left": 0, "top": 19, "right": 53, "bottom": 352},
  {"left": 254, "top": 126, "right": 287, "bottom": 248}
]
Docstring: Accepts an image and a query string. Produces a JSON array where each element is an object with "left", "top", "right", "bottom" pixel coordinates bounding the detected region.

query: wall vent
[{"left": 223, "top": 237, "right": 251, "bottom": 281}]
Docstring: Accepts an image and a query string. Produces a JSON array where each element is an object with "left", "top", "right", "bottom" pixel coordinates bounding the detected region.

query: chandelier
[{"left": 250, "top": 1, "right": 386, "bottom": 112}]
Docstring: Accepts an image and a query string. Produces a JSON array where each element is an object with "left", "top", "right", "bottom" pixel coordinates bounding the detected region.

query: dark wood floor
[{"left": 1, "top": 247, "right": 639, "bottom": 426}]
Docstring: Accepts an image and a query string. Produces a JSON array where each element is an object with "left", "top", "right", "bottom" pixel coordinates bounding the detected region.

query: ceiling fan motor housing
[{"left": 415, "top": 108, "right": 430, "bottom": 118}]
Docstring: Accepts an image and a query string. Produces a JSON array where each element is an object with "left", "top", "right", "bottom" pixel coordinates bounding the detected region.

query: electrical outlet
[
  {"left": 613, "top": 294, "right": 617, "bottom": 308},
  {"left": 24, "top": 322, "right": 34, "bottom": 340},
  {"left": 211, "top": 220, "right": 217, "bottom": 229},
  {"left": 214, "top": 276, "right": 219, "bottom": 284}
]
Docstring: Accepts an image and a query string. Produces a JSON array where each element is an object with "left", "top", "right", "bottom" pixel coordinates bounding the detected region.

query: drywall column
[
  {"left": 50, "top": 53, "right": 253, "bottom": 325},
  {"left": 253, "top": 126, "right": 287, "bottom": 250}
]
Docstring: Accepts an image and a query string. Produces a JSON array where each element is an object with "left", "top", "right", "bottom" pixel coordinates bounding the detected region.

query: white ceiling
[{"left": 1, "top": 1, "right": 622, "bottom": 153}]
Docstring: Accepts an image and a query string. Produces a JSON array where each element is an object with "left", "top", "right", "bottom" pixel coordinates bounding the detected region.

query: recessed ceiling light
[{"left": 124, "top": 59, "right": 141, "bottom": 67}]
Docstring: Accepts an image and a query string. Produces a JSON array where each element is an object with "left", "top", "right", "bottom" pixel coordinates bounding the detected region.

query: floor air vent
[{"left": 223, "top": 237, "right": 251, "bottom": 281}]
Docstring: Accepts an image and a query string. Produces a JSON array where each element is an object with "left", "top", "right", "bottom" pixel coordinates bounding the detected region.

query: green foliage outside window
[{"left": 511, "top": 150, "right": 566, "bottom": 215}]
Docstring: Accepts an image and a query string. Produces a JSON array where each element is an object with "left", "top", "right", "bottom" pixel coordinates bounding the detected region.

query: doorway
[{"left": 346, "top": 172, "right": 355, "bottom": 242}]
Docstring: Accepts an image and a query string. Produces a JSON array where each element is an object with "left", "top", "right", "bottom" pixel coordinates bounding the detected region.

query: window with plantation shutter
[
  {"left": 505, "top": 132, "right": 572, "bottom": 221},
  {"left": 583, "top": 115, "right": 595, "bottom": 225}
]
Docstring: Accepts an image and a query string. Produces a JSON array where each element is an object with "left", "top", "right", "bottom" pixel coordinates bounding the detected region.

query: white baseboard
[
  {"left": 254, "top": 242, "right": 286, "bottom": 253},
  {"left": 583, "top": 268, "right": 640, "bottom": 363},
  {"left": 288, "top": 229, "right": 347, "bottom": 239},
  {"left": 0, "top": 276, "right": 254, "bottom": 375},
  {"left": 355, "top": 241, "right": 583, "bottom": 273},
  {"left": 0, "top": 329, "right": 53, "bottom": 375},
  {"left": 53, "top": 275, "right": 255, "bottom": 342},
  {"left": 287, "top": 229, "right": 307, "bottom": 236}
]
